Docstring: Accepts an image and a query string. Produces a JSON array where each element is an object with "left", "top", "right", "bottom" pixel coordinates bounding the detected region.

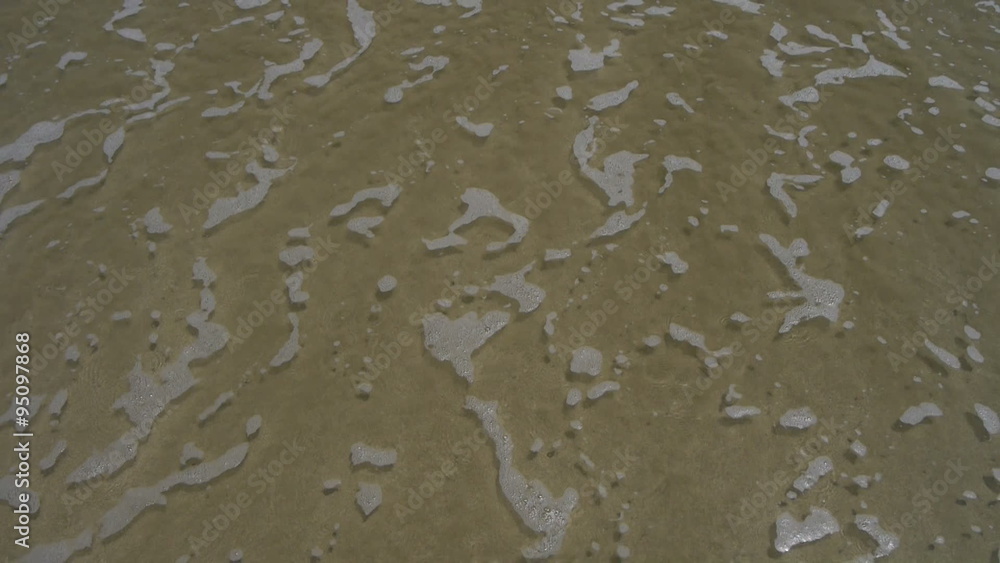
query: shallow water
[{"left": 1, "top": 0, "right": 999, "bottom": 561}]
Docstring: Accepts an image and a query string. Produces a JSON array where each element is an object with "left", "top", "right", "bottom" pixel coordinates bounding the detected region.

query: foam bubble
[
  {"left": 974, "top": 403, "right": 999, "bottom": 435},
  {"left": 464, "top": 396, "right": 578, "bottom": 558},
  {"left": 422, "top": 311, "right": 510, "bottom": 382},
  {"left": 590, "top": 207, "right": 646, "bottom": 240},
  {"left": 899, "top": 402, "right": 942, "bottom": 425},
  {"left": 423, "top": 188, "right": 528, "bottom": 252},
  {"left": 774, "top": 507, "right": 839, "bottom": 553},
  {"left": 269, "top": 313, "right": 300, "bottom": 368},
  {"left": 351, "top": 443, "right": 397, "bottom": 467},
  {"left": 570, "top": 347, "right": 603, "bottom": 376},
  {"left": 587, "top": 80, "right": 639, "bottom": 111},
  {"left": 356, "top": 483, "right": 382, "bottom": 517},
  {"left": 929, "top": 75, "right": 963, "bottom": 90},
  {"left": 660, "top": 155, "right": 702, "bottom": 193},
  {"left": 488, "top": 262, "right": 546, "bottom": 313},
  {"left": 779, "top": 407, "right": 817, "bottom": 429}
]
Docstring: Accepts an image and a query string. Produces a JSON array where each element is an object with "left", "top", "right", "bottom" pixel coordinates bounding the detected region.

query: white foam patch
[
  {"left": 883, "top": 155, "right": 910, "bottom": 170},
  {"left": 660, "top": 155, "right": 702, "bottom": 192},
  {"left": 725, "top": 405, "right": 761, "bottom": 419},
  {"left": 269, "top": 313, "right": 300, "bottom": 368},
  {"left": 305, "top": 0, "right": 376, "bottom": 88},
  {"left": 455, "top": 116, "right": 494, "bottom": 137},
  {"left": 16, "top": 529, "right": 93, "bottom": 563},
  {"left": 590, "top": 206, "right": 646, "bottom": 240},
  {"left": 566, "top": 388, "right": 582, "bottom": 406},
  {"left": 587, "top": 381, "right": 620, "bottom": 400},
  {"left": 464, "top": 396, "right": 577, "bottom": 559},
  {"left": 198, "top": 391, "right": 233, "bottom": 423},
  {"left": 759, "top": 234, "right": 844, "bottom": 334},
  {"left": 760, "top": 49, "right": 784, "bottom": 77},
  {"left": 767, "top": 173, "right": 823, "bottom": 218},
  {"left": 0, "top": 171, "right": 19, "bottom": 206},
  {"left": 814, "top": 56, "right": 906, "bottom": 85},
  {"left": 143, "top": 207, "right": 172, "bottom": 234},
  {"left": 899, "top": 402, "right": 942, "bottom": 425},
  {"left": 829, "top": 151, "right": 860, "bottom": 183},
  {"left": 103, "top": 127, "right": 125, "bottom": 162},
  {"left": 246, "top": 415, "right": 262, "bottom": 438},
  {"left": 40, "top": 439, "right": 68, "bottom": 472},
  {"left": 259, "top": 38, "right": 323, "bottom": 101},
  {"left": 487, "top": 262, "right": 546, "bottom": 313},
  {"left": 779, "top": 87, "right": 819, "bottom": 117},
  {"left": 0, "top": 109, "right": 107, "bottom": 166},
  {"left": 180, "top": 442, "right": 204, "bottom": 465},
  {"left": 236, "top": 0, "right": 270, "bottom": 8},
  {"left": 422, "top": 311, "right": 510, "bottom": 382},
  {"left": 568, "top": 34, "right": 621, "bottom": 72},
  {"left": 423, "top": 188, "right": 529, "bottom": 252},
  {"left": 116, "top": 28, "right": 147, "bottom": 42},
  {"left": 545, "top": 248, "right": 571, "bottom": 262},
  {"left": 855, "top": 515, "right": 900, "bottom": 558},
  {"left": 0, "top": 200, "right": 44, "bottom": 236},
  {"left": 876, "top": 10, "right": 910, "bottom": 49},
  {"left": 330, "top": 184, "right": 401, "bottom": 218},
  {"left": 67, "top": 261, "right": 228, "bottom": 484},
  {"left": 279, "top": 246, "right": 314, "bottom": 267},
  {"left": 587, "top": 80, "right": 639, "bottom": 111},
  {"left": 923, "top": 339, "right": 960, "bottom": 369},
  {"left": 658, "top": 251, "right": 688, "bottom": 274},
  {"left": 573, "top": 117, "right": 648, "bottom": 207},
  {"left": 974, "top": 403, "right": 999, "bottom": 435},
  {"left": 929, "top": 75, "right": 963, "bottom": 90},
  {"left": 351, "top": 443, "right": 397, "bottom": 467},
  {"left": 347, "top": 217, "right": 385, "bottom": 238},
  {"left": 570, "top": 346, "right": 603, "bottom": 376},
  {"left": 712, "top": 0, "right": 762, "bottom": 14},
  {"left": 666, "top": 92, "right": 694, "bottom": 113},
  {"left": 57, "top": 170, "right": 108, "bottom": 200},
  {"left": 56, "top": 51, "right": 88, "bottom": 70},
  {"left": 377, "top": 275, "right": 397, "bottom": 293},
  {"left": 203, "top": 161, "right": 295, "bottom": 229},
  {"left": 793, "top": 456, "right": 833, "bottom": 492},
  {"left": 556, "top": 86, "right": 573, "bottom": 100},
  {"left": 356, "top": 483, "right": 382, "bottom": 517},
  {"left": 774, "top": 508, "right": 840, "bottom": 553},
  {"left": 203, "top": 100, "right": 245, "bottom": 118},
  {"left": 780, "top": 407, "right": 817, "bottom": 429},
  {"left": 98, "top": 442, "right": 249, "bottom": 539},
  {"left": 285, "top": 271, "right": 309, "bottom": 303},
  {"left": 384, "top": 56, "right": 450, "bottom": 103}
]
